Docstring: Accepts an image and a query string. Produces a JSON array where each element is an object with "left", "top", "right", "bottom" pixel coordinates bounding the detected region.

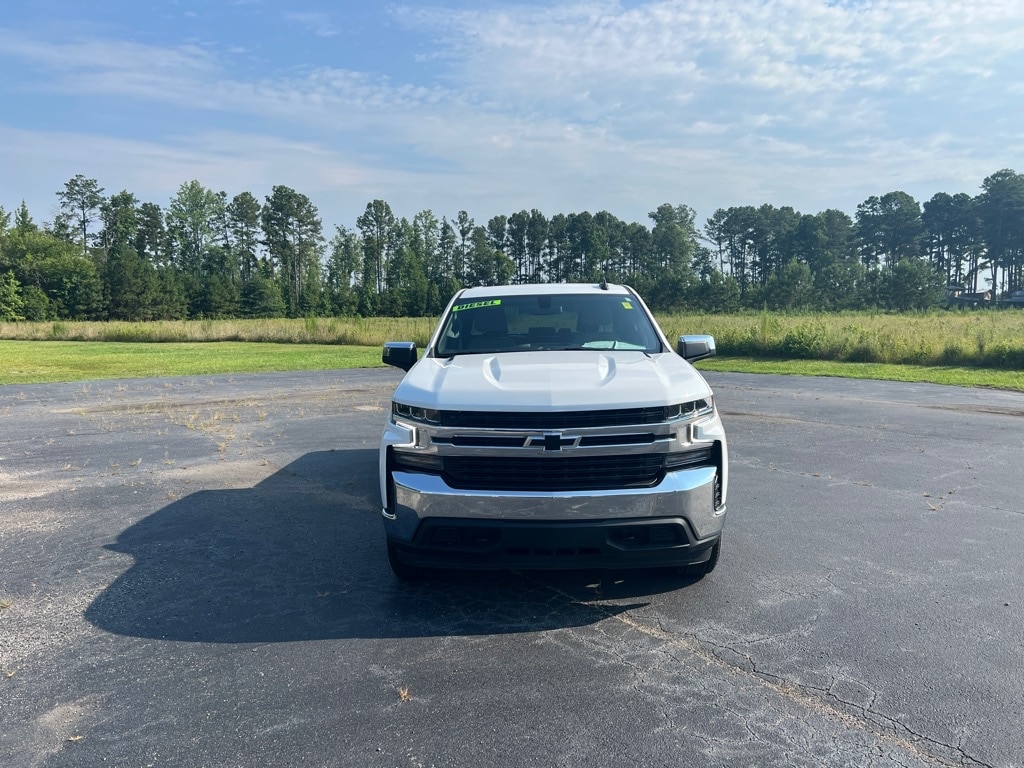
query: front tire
[
  {"left": 387, "top": 540, "right": 433, "bottom": 581},
  {"left": 662, "top": 535, "right": 721, "bottom": 581}
]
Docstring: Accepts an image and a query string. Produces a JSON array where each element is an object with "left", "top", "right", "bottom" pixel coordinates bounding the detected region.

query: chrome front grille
[
  {"left": 394, "top": 408, "right": 719, "bottom": 493},
  {"left": 410, "top": 447, "right": 715, "bottom": 492},
  {"left": 431, "top": 431, "right": 660, "bottom": 450}
]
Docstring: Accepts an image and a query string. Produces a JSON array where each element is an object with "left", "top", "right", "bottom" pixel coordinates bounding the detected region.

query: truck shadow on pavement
[{"left": 85, "top": 449, "right": 695, "bottom": 643}]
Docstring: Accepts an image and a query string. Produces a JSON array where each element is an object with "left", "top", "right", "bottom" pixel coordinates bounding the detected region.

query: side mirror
[
  {"left": 676, "top": 334, "right": 716, "bottom": 362},
  {"left": 382, "top": 342, "right": 418, "bottom": 372}
]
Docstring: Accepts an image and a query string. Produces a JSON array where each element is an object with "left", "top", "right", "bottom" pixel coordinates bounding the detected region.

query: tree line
[{"left": 2, "top": 169, "right": 1023, "bottom": 322}]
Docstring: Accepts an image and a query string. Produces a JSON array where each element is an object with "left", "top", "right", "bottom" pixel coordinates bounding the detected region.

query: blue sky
[{"left": 2, "top": 0, "right": 1022, "bottom": 233}]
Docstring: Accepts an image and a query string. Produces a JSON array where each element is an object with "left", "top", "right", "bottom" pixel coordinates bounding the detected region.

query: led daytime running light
[
  {"left": 663, "top": 397, "right": 714, "bottom": 421},
  {"left": 392, "top": 401, "right": 442, "bottom": 425}
]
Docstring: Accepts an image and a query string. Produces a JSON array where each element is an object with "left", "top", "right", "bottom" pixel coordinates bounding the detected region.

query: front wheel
[
  {"left": 387, "top": 540, "right": 434, "bottom": 581},
  {"left": 664, "top": 535, "right": 721, "bottom": 581}
]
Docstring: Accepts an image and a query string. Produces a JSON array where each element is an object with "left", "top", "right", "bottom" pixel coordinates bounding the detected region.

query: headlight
[
  {"left": 392, "top": 401, "right": 442, "bottom": 425},
  {"left": 663, "top": 397, "right": 714, "bottom": 421}
]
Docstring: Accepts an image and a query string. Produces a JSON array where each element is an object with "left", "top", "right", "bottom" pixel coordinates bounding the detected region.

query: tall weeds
[
  {"left": 658, "top": 310, "right": 1024, "bottom": 369},
  {"left": 2, "top": 311, "right": 1023, "bottom": 369},
  {"left": 0, "top": 317, "right": 438, "bottom": 348}
]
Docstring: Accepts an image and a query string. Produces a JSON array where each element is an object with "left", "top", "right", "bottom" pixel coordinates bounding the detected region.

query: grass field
[
  {"left": 0, "top": 316, "right": 437, "bottom": 346},
  {"left": 1, "top": 311, "right": 1022, "bottom": 390},
  {"left": 656, "top": 310, "right": 1024, "bottom": 369},
  {"left": 0, "top": 341, "right": 381, "bottom": 385}
]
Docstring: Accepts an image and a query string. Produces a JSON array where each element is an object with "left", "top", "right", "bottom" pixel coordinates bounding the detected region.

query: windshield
[{"left": 434, "top": 293, "right": 664, "bottom": 357}]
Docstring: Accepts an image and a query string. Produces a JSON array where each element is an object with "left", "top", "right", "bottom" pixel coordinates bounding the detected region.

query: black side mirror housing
[
  {"left": 676, "top": 334, "right": 716, "bottom": 362},
  {"left": 382, "top": 342, "right": 418, "bottom": 372}
]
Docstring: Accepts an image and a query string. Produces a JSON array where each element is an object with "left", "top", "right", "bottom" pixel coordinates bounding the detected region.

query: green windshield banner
[{"left": 452, "top": 299, "right": 502, "bottom": 312}]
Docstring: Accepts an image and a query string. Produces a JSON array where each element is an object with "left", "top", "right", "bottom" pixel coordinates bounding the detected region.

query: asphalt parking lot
[{"left": 1, "top": 369, "right": 1022, "bottom": 767}]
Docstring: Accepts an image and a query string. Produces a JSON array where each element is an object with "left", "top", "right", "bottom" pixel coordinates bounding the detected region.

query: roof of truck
[{"left": 457, "top": 282, "right": 632, "bottom": 298}]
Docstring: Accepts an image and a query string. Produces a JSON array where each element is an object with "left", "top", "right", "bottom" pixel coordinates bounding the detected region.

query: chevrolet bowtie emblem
[{"left": 543, "top": 433, "right": 563, "bottom": 451}]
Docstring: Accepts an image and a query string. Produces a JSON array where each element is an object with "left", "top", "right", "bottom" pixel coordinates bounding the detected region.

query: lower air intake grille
[{"left": 443, "top": 454, "right": 665, "bottom": 491}]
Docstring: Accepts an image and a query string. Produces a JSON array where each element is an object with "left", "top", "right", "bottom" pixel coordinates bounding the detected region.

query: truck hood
[{"left": 393, "top": 350, "right": 713, "bottom": 411}]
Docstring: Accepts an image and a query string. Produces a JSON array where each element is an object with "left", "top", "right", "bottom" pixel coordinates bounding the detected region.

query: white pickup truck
[{"left": 380, "top": 282, "right": 728, "bottom": 580}]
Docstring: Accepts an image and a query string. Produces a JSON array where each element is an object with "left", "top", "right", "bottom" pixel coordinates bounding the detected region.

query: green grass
[
  {"left": 696, "top": 357, "right": 1024, "bottom": 392},
  {"left": 657, "top": 310, "right": 1024, "bottom": 369},
  {"left": 0, "top": 341, "right": 383, "bottom": 385},
  {"left": 1, "top": 311, "right": 1022, "bottom": 392},
  {"left": 0, "top": 317, "right": 437, "bottom": 346},
  {"left": 1, "top": 339, "right": 1021, "bottom": 392},
  {"left": 5, "top": 310, "right": 1024, "bottom": 367}
]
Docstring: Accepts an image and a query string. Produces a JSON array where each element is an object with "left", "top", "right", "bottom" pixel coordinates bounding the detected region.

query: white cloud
[
  {"left": 0, "top": 124, "right": 440, "bottom": 227},
  {"left": 688, "top": 121, "right": 730, "bottom": 135},
  {"left": 0, "top": 30, "right": 219, "bottom": 78},
  {"left": 284, "top": 12, "right": 341, "bottom": 38},
  {"left": 398, "top": 0, "right": 1024, "bottom": 100},
  {"left": 1, "top": 1, "right": 1023, "bottom": 227}
]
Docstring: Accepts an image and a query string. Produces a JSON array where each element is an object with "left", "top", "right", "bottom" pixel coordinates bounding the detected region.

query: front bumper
[{"left": 383, "top": 466, "right": 726, "bottom": 570}]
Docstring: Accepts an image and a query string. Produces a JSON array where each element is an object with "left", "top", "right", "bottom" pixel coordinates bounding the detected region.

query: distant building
[
  {"left": 1000, "top": 289, "right": 1024, "bottom": 308},
  {"left": 945, "top": 285, "right": 992, "bottom": 308}
]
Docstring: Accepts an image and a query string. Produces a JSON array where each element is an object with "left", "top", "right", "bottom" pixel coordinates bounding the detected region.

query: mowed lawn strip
[
  {"left": 0, "top": 340, "right": 383, "bottom": 385},
  {"left": 697, "top": 357, "right": 1024, "bottom": 392},
  {"left": 1, "top": 339, "right": 1022, "bottom": 392}
]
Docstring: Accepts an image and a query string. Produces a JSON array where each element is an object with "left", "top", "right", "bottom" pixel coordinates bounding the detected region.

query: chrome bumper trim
[{"left": 383, "top": 466, "right": 725, "bottom": 542}]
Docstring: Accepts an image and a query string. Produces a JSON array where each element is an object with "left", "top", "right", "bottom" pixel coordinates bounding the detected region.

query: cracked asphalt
[{"left": 1, "top": 368, "right": 1022, "bottom": 768}]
